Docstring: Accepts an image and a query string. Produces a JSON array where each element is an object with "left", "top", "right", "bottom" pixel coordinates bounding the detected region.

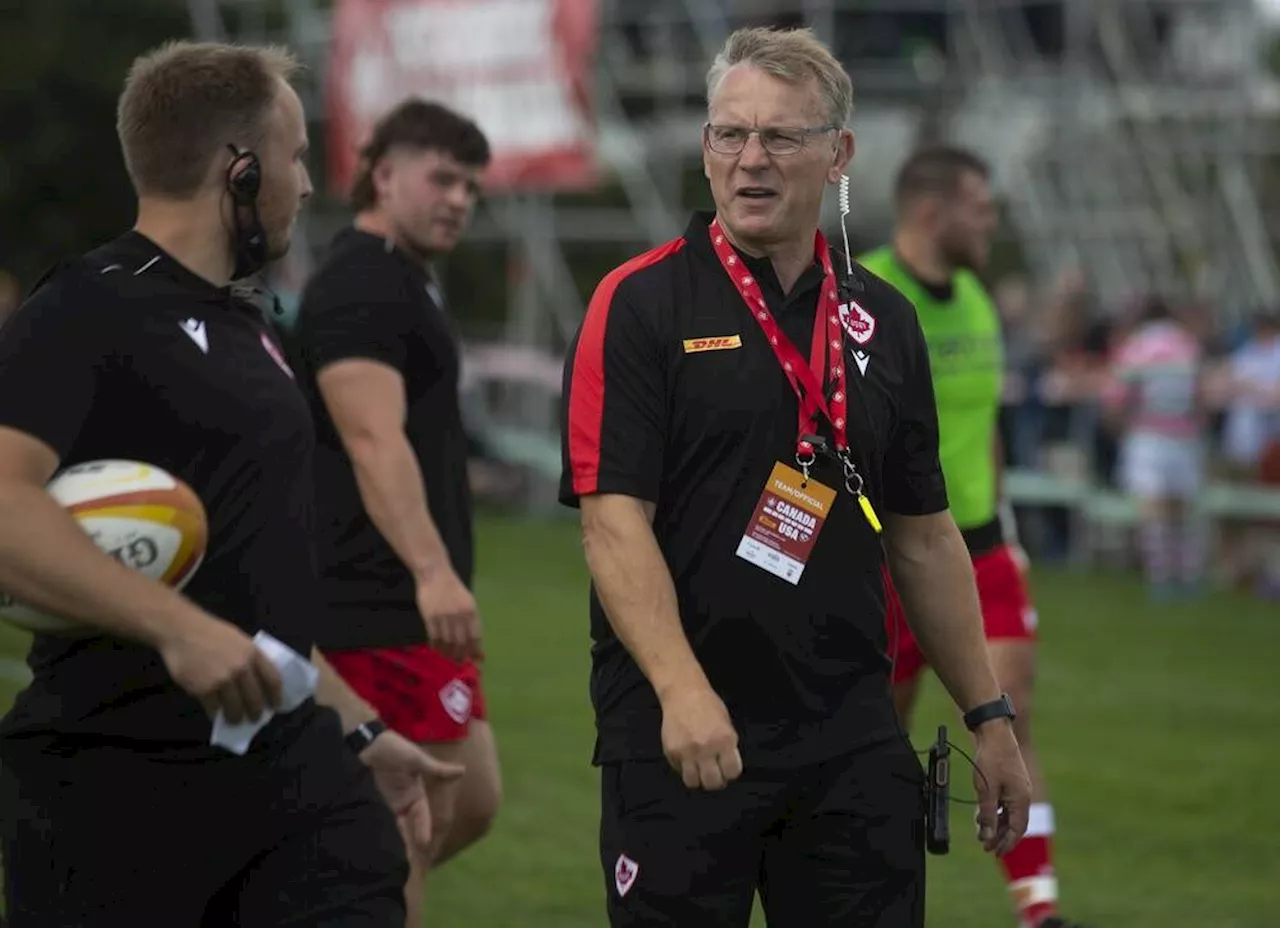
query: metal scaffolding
[
  {"left": 191, "top": 0, "right": 1280, "bottom": 503},
  {"left": 194, "top": 0, "right": 1280, "bottom": 316},
  {"left": 944, "top": 0, "right": 1280, "bottom": 314}
]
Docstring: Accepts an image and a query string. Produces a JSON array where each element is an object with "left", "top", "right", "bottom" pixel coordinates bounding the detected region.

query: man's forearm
[
  {"left": 884, "top": 513, "right": 1002, "bottom": 712},
  {"left": 312, "top": 647, "right": 378, "bottom": 733},
  {"left": 0, "top": 482, "right": 209, "bottom": 648},
  {"left": 348, "top": 433, "right": 452, "bottom": 581},
  {"left": 582, "top": 496, "right": 707, "bottom": 700}
]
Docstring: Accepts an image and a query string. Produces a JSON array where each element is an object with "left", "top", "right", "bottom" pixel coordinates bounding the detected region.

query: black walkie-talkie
[{"left": 926, "top": 725, "right": 951, "bottom": 855}]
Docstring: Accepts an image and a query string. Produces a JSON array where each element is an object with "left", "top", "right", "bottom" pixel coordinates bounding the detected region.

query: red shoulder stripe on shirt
[{"left": 568, "top": 237, "right": 686, "bottom": 496}]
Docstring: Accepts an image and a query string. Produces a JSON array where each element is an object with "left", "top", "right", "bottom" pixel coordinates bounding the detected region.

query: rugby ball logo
[
  {"left": 838, "top": 300, "right": 876, "bottom": 346},
  {"left": 0, "top": 460, "right": 208, "bottom": 636}
]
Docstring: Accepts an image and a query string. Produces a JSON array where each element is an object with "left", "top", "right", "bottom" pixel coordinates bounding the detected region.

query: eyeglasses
[{"left": 703, "top": 123, "right": 839, "bottom": 156}]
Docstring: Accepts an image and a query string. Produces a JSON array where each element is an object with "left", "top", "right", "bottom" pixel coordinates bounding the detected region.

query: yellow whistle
[{"left": 858, "top": 494, "right": 883, "bottom": 534}]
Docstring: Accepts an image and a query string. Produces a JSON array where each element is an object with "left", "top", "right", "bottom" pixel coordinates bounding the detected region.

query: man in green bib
[{"left": 862, "top": 146, "right": 1088, "bottom": 928}]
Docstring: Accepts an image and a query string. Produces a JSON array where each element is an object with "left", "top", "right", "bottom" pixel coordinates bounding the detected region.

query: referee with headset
[{"left": 0, "top": 41, "right": 457, "bottom": 925}]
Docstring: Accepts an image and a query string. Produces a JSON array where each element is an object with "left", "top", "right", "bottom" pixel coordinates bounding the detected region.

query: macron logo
[
  {"left": 179, "top": 318, "right": 208, "bottom": 354},
  {"left": 853, "top": 350, "right": 870, "bottom": 377}
]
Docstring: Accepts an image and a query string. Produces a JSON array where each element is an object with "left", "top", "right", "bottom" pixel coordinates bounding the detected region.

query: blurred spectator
[
  {"left": 1039, "top": 268, "right": 1112, "bottom": 416},
  {"left": 1212, "top": 310, "right": 1280, "bottom": 593},
  {"left": 1032, "top": 268, "right": 1110, "bottom": 558},
  {"left": 1079, "top": 306, "right": 1122, "bottom": 485},
  {"left": 1102, "top": 296, "right": 1208, "bottom": 599},
  {"left": 994, "top": 274, "right": 1042, "bottom": 468},
  {"left": 1220, "top": 310, "right": 1280, "bottom": 479}
]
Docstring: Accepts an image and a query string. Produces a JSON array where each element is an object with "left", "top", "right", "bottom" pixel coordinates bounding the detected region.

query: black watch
[
  {"left": 344, "top": 718, "right": 388, "bottom": 755},
  {"left": 963, "top": 694, "right": 1016, "bottom": 732}
]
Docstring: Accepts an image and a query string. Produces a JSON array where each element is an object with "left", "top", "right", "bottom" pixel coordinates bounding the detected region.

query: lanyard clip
[
  {"left": 796, "top": 449, "right": 814, "bottom": 483},
  {"left": 800, "top": 434, "right": 829, "bottom": 457},
  {"left": 797, "top": 434, "right": 826, "bottom": 483},
  {"left": 838, "top": 449, "right": 864, "bottom": 496},
  {"left": 838, "top": 448, "right": 883, "bottom": 533}
]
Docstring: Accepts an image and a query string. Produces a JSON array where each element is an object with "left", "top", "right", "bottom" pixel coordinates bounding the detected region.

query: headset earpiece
[
  {"left": 226, "top": 145, "right": 262, "bottom": 202},
  {"left": 225, "top": 143, "right": 268, "bottom": 280}
]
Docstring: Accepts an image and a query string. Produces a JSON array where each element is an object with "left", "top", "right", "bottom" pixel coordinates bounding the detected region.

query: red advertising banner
[{"left": 326, "top": 0, "right": 599, "bottom": 195}]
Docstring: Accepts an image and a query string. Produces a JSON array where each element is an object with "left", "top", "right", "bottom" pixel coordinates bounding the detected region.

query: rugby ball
[{"left": 0, "top": 460, "right": 208, "bottom": 635}]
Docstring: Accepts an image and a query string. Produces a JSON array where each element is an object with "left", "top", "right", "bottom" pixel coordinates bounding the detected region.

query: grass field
[{"left": 0, "top": 514, "right": 1276, "bottom": 926}]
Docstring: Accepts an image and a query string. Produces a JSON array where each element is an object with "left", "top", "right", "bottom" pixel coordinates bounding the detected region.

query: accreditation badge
[{"left": 735, "top": 462, "right": 837, "bottom": 585}]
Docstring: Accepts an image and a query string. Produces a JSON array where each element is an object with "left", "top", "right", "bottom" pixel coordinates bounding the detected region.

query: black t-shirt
[
  {"left": 0, "top": 232, "right": 320, "bottom": 746},
  {"left": 289, "top": 228, "right": 474, "bottom": 652},
  {"left": 560, "top": 213, "right": 948, "bottom": 768}
]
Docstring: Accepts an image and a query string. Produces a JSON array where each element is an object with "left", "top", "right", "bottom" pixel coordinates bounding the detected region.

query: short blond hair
[
  {"left": 706, "top": 27, "right": 853, "bottom": 127},
  {"left": 117, "top": 40, "right": 301, "bottom": 199}
]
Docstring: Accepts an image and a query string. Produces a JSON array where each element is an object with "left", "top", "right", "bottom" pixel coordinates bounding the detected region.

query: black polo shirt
[
  {"left": 288, "top": 228, "right": 473, "bottom": 652},
  {"left": 560, "top": 212, "right": 948, "bottom": 768},
  {"left": 0, "top": 232, "right": 320, "bottom": 746}
]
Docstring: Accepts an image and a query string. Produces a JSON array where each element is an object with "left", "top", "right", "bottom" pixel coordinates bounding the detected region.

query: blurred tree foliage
[{"left": 0, "top": 0, "right": 193, "bottom": 290}]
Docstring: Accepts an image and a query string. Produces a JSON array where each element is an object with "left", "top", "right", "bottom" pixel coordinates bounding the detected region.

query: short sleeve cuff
[
  {"left": 559, "top": 472, "right": 660, "bottom": 509},
  {"left": 884, "top": 475, "right": 949, "bottom": 517},
  {"left": 310, "top": 342, "right": 405, "bottom": 373}
]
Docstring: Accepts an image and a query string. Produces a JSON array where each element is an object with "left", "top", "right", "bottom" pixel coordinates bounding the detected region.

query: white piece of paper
[{"left": 210, "top": 631, "right": 319, "bottom": 755}]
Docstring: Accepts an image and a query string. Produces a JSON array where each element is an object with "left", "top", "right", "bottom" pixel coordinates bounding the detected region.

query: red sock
[{"left": 1000, "top": 802, "right": 1058, "bottom": 927}]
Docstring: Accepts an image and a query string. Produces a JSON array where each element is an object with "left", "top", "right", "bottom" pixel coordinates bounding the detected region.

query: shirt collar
[
  {"left": 95, "top": 231, "right": 275, "bottom": 318},
  {"left": 108, "top": 231, "right": 233, "bottom": 299},
  {"left": 685, "top": 211, "right": 825, "bottom": 308}
]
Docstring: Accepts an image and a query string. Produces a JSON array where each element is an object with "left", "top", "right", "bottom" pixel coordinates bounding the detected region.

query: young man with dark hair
[
  {"left": 290, "top": 96, "right": 501, "bottom": 928},
  {"left": 0, "top": 41, "right": 458, "bottom": 926},
  {"left": 862, "top": 145, "right": 1089, "bottom": 928}
]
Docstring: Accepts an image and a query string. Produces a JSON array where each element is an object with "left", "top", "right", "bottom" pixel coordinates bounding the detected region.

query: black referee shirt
[
  {"left": 289, "top": 228, "right": 474, "bottom": 652},
  {"left": 0, "top": 232, "right": 320, "bottom": 746},
  {"left": 560, "top": 212, "right": 948, "bottom": 768}
]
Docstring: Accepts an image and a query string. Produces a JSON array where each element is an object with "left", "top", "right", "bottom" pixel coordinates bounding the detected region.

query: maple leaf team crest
[
  {"left": 837, "top": 300, "right": 876, "bottom": 346},
  {"left": 614, "top": 854, "right": 639, "bottom": 897},
  {"left": 438, "top": 679, "right": 474, "bottom": 725}
]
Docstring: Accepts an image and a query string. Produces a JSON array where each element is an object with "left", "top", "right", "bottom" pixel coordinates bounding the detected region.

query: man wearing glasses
[{"left": 559, "top": 25, "right": 1031, "bottom": 928}]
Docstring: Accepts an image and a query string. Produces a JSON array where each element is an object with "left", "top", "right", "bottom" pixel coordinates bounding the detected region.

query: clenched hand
[
  {"left": 159, "top": 615, "right": 283, "bottom": 723},
  {"left": 659, "top": 683, "right": 743, "bottom": 790},
  {"left": 415, "top": 568, "right": 482, "bottom": 663}
]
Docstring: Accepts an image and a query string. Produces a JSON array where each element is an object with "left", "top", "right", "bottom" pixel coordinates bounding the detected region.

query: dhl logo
[{"left": 682, "top": 335, "right": 742, "bottom": 354}]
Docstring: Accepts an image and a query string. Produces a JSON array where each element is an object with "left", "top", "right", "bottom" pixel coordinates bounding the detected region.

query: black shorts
[
  {"left": 599, "top": 736, "right": 925, "bottom": 927},
  {"left": 0, "top": 702, "right": 408, "bottom": 927}
]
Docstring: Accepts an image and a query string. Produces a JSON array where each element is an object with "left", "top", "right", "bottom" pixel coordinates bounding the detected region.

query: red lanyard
[
  {"left": 708, "top": 218, "right": 847, "bottom": 462},
  {"left": 708, "top": 218, "right": 882, "bottom": 534}
]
